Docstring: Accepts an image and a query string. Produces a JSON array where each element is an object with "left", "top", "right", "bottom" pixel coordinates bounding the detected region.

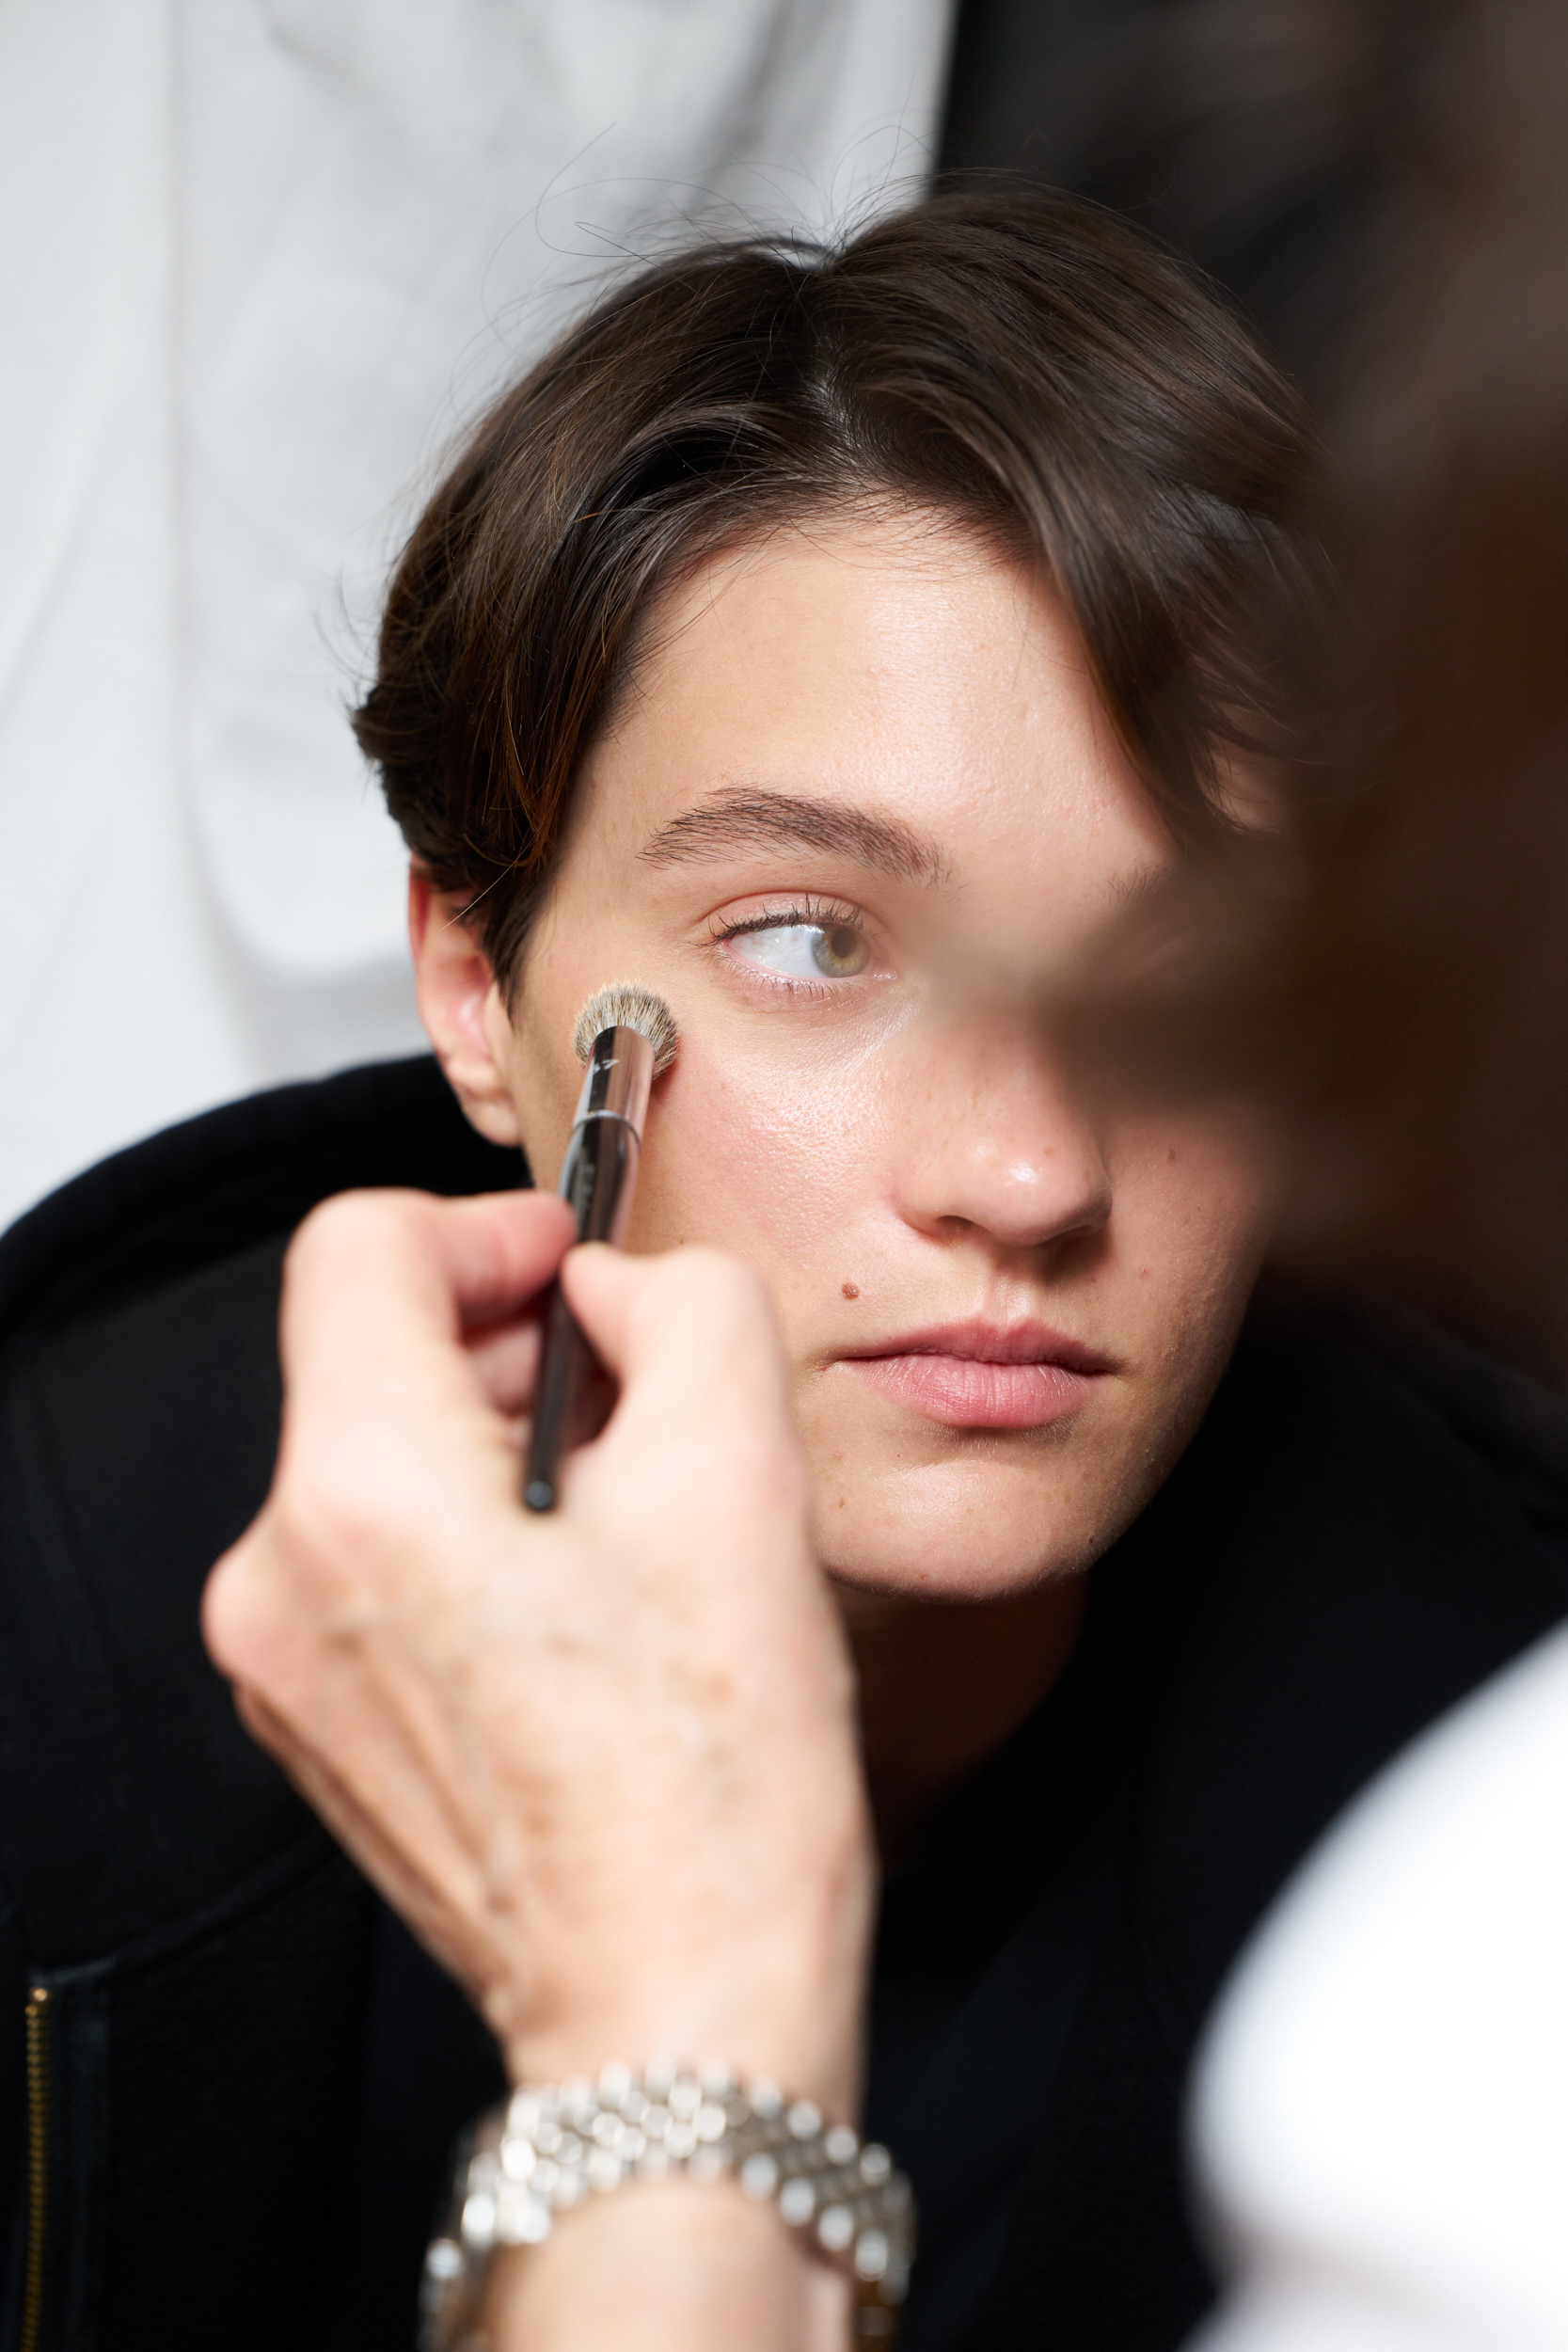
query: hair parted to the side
[{"left": 353, "top": 187, "right": 1324, "bottom": 996}]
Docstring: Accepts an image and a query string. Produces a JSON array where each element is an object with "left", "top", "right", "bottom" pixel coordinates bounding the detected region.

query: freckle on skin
[
  {"left": 842, "top": 1281, "right": 860, "bottom": 1299},
  {"left": 1167, "top": 1149, "right": 1179, "bottom": 1162}
]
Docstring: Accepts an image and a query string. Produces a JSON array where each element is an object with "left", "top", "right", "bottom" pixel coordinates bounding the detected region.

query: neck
[{"left": 838, "top": 1574, "right": 1087, "bottom": 1864}]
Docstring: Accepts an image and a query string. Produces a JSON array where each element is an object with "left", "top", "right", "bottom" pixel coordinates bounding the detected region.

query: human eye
[{"left": 710, "top": 902, "right": 876, "bottom": 989}]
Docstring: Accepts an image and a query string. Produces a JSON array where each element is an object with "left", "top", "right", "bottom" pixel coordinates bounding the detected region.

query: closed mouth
[{"left": 834, "top": 1322, "right": 1117, "bottom": 1431}]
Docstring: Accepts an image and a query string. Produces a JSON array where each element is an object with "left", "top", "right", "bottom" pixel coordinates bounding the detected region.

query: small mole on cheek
[
  {"left": 1166, "top": 1149, "right": 1179, "bottom": 1163},
  {"left": 841, "top": 1281, "right": 860, "bottom": 1300}
]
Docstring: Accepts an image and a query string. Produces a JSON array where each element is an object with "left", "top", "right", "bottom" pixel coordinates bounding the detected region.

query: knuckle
[
  {"left": 268, "top": 1451, "right": 399, "bottom": 1599},
  {"left": 201, "top": 1528, "right": 295, "bottom": 1692},
  {"left": 199, "top": 1547, "right": 248, "bottom": 1672}
]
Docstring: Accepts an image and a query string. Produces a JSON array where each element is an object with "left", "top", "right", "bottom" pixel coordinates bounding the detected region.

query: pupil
[{"left": 816, "top": 925, "right": 864, "bottom": 974}]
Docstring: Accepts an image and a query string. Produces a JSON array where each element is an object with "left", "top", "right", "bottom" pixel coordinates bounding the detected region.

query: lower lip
[{"left": 840, "top": 1354, "right": 1101, "bottom": 1431}]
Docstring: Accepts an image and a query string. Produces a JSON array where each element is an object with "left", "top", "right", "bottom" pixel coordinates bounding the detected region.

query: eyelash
[{"left": 706, "top": 896, "right": 864, "bottom": 946}]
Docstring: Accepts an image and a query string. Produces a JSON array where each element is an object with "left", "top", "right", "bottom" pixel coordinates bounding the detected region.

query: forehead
[{"left": 578, "top": 514, "right": 1173, "bottom": 929}]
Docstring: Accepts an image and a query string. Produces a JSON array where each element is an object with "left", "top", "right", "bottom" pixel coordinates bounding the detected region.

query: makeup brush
[{"left": 523, "top": 985, "right": 679, "bottom": 1512}]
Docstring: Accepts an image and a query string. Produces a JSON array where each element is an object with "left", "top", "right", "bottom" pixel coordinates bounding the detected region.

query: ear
[{"left": 407, "top": 866, "right": 522, "bottom": 1146}]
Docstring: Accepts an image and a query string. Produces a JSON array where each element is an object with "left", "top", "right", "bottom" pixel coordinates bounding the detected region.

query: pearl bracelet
[{"left": 420, "top": 2061, "right": 916, "bottom": 2351}]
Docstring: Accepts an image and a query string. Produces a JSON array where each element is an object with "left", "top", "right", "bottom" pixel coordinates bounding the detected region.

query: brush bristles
[{"left": 572, "top": 984, "right": 679, "bottom": 1074}]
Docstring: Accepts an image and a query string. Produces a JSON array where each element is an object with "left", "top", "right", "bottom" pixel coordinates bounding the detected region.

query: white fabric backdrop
[{"left": 0, "top": 0, "right": 954, "bottom": 1230}]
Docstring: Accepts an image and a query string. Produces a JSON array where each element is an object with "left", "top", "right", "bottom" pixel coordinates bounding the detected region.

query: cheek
[
  {"left": 507, "top": 1028, "right": 584, "bottom": 1193},
  {"left": 626, "top": 1039, "right": 888, "bottom": 1275},
  {"left": 1114, "top": 1108, "right": 1281, "bottom": 1325}
]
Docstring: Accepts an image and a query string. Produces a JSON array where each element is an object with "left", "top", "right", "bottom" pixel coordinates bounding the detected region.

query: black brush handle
[{"left": 523, "top": 1113, "right": 639, "bottom": 1512}]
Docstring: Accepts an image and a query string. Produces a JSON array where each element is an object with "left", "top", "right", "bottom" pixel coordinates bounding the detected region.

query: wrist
[
  {"left": 486, "top": 1845, "right": 874, "bottom": 2119},
  {"left": 424, "top": 2065, "right": 913, "bottom": 2352},
  {"left": 499, "top": 1966, "right": 864, "bottom": 2123},
  {"left": 489, "top": 2180, "right": 848, "bottom": 2352}
]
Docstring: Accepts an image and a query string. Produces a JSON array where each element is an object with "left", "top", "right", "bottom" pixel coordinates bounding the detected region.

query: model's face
[{"left": 425, "top": 515, "right": 1279, "bottom": 1601}]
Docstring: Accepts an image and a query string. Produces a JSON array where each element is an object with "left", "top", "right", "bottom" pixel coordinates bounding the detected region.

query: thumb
[
  {"left": 562, "top": 1242, "right": 790, "bottom": 1425},
  {"left": 561, "top": 1244, "right": 806, "bottom": 1529}
]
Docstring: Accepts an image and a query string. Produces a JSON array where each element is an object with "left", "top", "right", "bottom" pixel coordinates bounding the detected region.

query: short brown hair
[{"left": 354, "top": 188, "right": 1321, "bottom": 993}]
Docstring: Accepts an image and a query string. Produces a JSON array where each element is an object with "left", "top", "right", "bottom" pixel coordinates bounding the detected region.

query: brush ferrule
[{"left": 569, "top": 1025, "right": 655, "bottom": 1140}]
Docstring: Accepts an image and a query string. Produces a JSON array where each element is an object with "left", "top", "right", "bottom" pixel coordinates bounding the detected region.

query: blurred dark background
[
  {"left": 938, "top": 0, "right": 1398, "bottom": 393},
  {"left": 937, "top": 0, "right": 1568, "bottom": 1387}
]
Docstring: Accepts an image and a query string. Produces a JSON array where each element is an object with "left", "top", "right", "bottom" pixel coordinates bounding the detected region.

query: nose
[{"left": 891, "top": 1017, "right": 1112, "bottom": 1256}]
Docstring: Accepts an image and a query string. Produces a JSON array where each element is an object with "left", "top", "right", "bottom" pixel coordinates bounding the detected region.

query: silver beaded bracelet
[{"left": 420, "top": 2061, "right": 916, "bottom": 2352}]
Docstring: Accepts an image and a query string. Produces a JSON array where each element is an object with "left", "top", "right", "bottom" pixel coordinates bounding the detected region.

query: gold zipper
[{"left": 22, "top": 1983, "right": 52, "bottom": 2352}]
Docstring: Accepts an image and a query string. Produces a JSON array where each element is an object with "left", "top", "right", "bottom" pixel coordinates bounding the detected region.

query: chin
[{"left": 807, "top": 1455, "right": 1115, "bottom": 1605}]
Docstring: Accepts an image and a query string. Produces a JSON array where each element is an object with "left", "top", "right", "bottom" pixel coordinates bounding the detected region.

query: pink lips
[{"left": 837, "top": 1321, "right": 1116, "bottom": 1431}]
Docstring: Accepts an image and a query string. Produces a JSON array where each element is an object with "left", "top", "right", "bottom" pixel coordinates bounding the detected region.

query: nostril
[{"left": 900, "top": 1140, "right": 1113, "bottom": 1252}]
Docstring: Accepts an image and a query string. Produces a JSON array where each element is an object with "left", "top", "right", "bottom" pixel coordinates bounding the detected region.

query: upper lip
[{"left": 835, "top": 1320, "right": 1119, "bottom": 1375}]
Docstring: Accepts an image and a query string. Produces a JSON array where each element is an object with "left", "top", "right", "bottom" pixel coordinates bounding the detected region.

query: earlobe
[{"left": 406, "top": 866, "right": 523, "bottom": 1147}]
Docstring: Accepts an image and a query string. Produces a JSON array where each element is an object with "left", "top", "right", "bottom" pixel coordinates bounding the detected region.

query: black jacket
[{"left": 2, "top": 1057, "right": 1565, "bottom": 2352}]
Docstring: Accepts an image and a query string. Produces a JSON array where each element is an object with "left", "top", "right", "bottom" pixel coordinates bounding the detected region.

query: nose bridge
[{"left": 894, "top": 1006, "right": 1112, "bottom": 1250}]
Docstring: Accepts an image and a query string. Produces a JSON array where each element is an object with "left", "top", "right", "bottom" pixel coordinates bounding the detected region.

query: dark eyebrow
[{"left": 641, "top": 787, "right": 945, "bottom": 883}]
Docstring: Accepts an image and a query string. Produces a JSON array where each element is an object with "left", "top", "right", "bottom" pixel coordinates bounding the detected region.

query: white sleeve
[{"left": 1187, "top": 1615, "right": 1568, "bottom": 2352}]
